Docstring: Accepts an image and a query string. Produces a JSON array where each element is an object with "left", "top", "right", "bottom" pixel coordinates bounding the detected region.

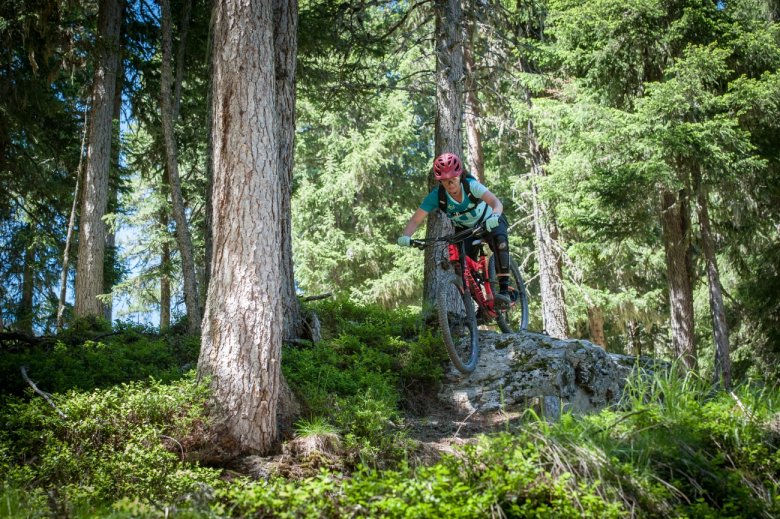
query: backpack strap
[{"left": 438, "top": 175, "right": 482, "bottom": 216}]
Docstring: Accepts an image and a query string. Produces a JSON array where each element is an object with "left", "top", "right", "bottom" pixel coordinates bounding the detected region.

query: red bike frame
[{"left": 448, "top": 242, "right": 498, "bottom": 319}]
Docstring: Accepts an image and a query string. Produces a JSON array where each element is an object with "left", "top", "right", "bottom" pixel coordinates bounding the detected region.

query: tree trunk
[
  {"left": 694, "top": 170, "right": 731, "bottom": 387},
  {"left": 203, "top": 9, "right": 216, "bottom": 306},
  {"left": 160, "top": 208, "right": 171, "bottom": 330},
  {"left": 198, "top": 0, "right": 282, "bottom": 456},
  {"left": 531, "top": 170, "right": 569, "bottom": 339},
  {"left": 587, "top": 305, "right": 606, "bottom": 349},
  {"left": 424, "top": 0, "right": 463, "bottom": 310},
  {"left": 660, "top": 188, "right": 696, "bottom": 371},
  {"left": 74, "top": 0, "right": 121, "bottom": 318},
  {"left": 463, "top": 19, "right": 484, "bottom": 183},
  {"left": 160, "top": 0, "right": 201, "bottom": 335},
  {"left": 104, "top": 52, "right": 124, "bottom": 324},
  {"left": 513, "top": 12, "right": 569, "bottom": 339},
  {"left": 626, "top": 319, "right": 642, "bottom": 357},
  {"left": 274, "top": 0, "right": 302, "bottom": 341},
  {"left": 17, "top": 238, "right": 34, "bottom": 333},
  {"left": 172, "top": 0, "right": 192, "bottom": 122},
  {"left": 57, "top": 107, "right": 89, "bottom": 332},
  {"left": 527, "top": 116, "right": 569, "bottom": 338}
]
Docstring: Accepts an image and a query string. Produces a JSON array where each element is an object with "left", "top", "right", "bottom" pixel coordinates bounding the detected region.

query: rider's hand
[
  {"left": 397, "top": 235, "right": 411, "bottom": 247},
  {"left": 485, "top": 214, "right": 501, "bottom": 232}
]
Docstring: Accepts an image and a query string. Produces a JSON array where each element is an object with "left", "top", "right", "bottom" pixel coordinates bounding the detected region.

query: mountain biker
[{"left": 397, "top": 152, "right": 513, "bottom": 305}]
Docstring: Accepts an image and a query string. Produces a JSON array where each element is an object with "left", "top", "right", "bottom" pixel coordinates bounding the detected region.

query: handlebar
[{"left": 409, "top": 223, "right": 489, "bottom": 250}]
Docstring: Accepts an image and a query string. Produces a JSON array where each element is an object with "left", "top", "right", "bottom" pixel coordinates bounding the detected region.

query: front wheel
[
  {"left": 436, "top": 274, "right": 480, "bottom": 373},
  {"left": 489, "top": 255, "right": 529, "bottom": 333}
]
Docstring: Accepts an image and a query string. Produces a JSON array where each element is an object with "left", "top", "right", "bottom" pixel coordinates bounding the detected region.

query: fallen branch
[
  {"left": 452, "top": 409, "right": 477, "bottom": 439},
  {"left": 283, "top": 338, "right": 313, "bottom": 347},
  {"left": 0, "top": 332, "right": 42, "bottom": 346},
  {"left": 730, "top": 391, "right": 756, "bottom": 422},
  {"left": 301, "top": 292, "right": 333, "bottom": 302},
  {"left": 20, "top": 366, "right": 68, "bottom": 419},
  {"left": 160, "top": 434, "right": 185, "bottom": 460}
]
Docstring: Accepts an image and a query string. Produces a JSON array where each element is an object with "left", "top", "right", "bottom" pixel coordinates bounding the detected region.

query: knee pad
[{"left": 496, "top": 238, "right": 510, "bottom": 275}]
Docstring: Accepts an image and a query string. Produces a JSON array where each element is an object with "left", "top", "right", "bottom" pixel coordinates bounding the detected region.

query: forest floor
[
  {"left": 404, "top": 405, "right": 523, "bottom": 444},
  {"left": 234, "top": 405, "right": 525, "bottom": 480}
]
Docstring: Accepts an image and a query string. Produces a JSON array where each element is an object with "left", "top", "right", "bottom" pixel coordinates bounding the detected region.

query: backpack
[{"left": 438, "top": 174, "right": 487, "bottom": 223}]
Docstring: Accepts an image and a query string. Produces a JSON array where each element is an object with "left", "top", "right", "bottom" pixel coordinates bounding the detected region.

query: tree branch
[
  {"left": 20, "top": 366, "right": 68, "bottom": 419},
  {"left": 301, "top": 292, "right": 333, "bottom": 302}
]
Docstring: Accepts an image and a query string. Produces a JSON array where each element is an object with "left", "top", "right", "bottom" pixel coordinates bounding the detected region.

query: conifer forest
[{"left": 1, "top": 0, "right": 780, "bottom": 517}]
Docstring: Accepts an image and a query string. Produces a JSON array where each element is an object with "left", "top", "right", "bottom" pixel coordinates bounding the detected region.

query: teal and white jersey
[{"left": 420, "top": 177, "right": 492, "bottom": 228}]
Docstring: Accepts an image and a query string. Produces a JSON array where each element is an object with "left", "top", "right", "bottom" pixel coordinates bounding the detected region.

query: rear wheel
[
  {"left": 436, "top": 274, "right": 480, "bottom": 373},
  {"left": 489, "top": 255, "right": 529, "bottom": 332}
]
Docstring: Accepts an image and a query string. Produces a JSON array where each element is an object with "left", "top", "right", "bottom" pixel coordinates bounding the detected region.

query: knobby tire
[{"left": 436, "top": 274, "right": 480, "bottom": 374}]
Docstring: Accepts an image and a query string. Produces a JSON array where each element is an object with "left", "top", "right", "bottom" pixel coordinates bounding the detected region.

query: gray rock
[{"left": 438, "top": 331, "right": 663, "bottom": 418}]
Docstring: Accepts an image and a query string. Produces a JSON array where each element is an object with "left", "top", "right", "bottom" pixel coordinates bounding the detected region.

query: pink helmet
[{"left": 433, "top": 152, "right": 463, "bottom": 180}]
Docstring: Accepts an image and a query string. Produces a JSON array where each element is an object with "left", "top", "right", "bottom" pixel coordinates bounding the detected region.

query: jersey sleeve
[
  {"left": 467, "top": 178, "right": 488, "bottom": 198},
  {"left": 419, "top": 189, "right": 439, "bottom": 212}
]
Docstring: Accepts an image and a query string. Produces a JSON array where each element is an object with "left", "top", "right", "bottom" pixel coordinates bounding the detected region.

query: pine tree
[
  {"left": 198, "top": 0, "right": 284, "bottom": 455},
  {"left": 75, "top": 0, "right": 122, "bottom": 319}
]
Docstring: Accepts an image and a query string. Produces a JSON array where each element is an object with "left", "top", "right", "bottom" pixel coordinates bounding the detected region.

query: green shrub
[
  {"left": 222, "top": 437, "right": 624, "bottom": 518},
  {"left": 0, "top": 373, "right": 223, "bottom": 513},
  {"left": 283, "top": 299, "right": 447, "bottom": 465},
  {"left": 0, "top": 325, "right": 200, "bottom": 395},
  {"left": 3, "top": 300, "right": 778, "bottom": 517}
]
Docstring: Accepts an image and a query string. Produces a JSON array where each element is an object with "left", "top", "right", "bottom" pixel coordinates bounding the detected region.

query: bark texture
[
  {"left": 160, "top": 208, "right": 171, "bottom": 330},
  {"left": 57, "top": 108, "right": 87, "bottom": 332},
  {"left": 514, "top": 17, "right": 569, "bottom": 339},
  {"left": 463, "top": 20, "right": 484, "bottom": 183},
  {"left": 694, "top": 170, "right": 731, "bottom": 386},
  {"left": 104, "top": 55, "right": 123, "bottom": 323},
  {"left": 17, "top": 240, "right": 34, "bottom": 333},
  {"left": 160, "top": 0, "right": 201, "bottom": 334},
  {"left": 198, "top": 0, "right": 282, "bottom": 456},
  {"left": 531, "top": 173, "right": 569, "bottom": 339},
  {"left": 274, "top": 0, "right": 302, "bottom": 341},
  {"left": 587, "top": 305, "right": 607, "bottom": 349},
  {"left": 627, "top": 319, "right": 643, "bottom": 357},
  {"left": 203, "top": 9, "right": 216, "bottom": 301},
  {"left": 74, "top": 0, "right": 121, "bottom": 318},
  {"left": 425, "top": 0, "right": 463, "bottom": 310},
  {"left": 660, "top": 188, "right": 696, "bottom": 371}
]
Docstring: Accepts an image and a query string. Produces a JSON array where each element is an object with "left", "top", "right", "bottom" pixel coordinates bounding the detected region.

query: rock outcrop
[{"left": 439, "top": 331, "right": 662, "bottom": 419}]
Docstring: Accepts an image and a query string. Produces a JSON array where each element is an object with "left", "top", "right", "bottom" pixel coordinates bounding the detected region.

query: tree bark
[
  {"left": 626, "top": 319, "right": 642, "bottom": 357},
  {"left": 274, "top": 0, "right": 302, "bottom": 341},
  {"left": 203, "top": 8, "right": 216, "bottom": 306},
  {"left": 160, "top": 0, "right": 201, "bottom": 334},
  {"left": 198, "top": 0, "right": 282, "bottom": 456},
  {"left": 104, "top": 51, "right": 124, "bottom": 324},
  {"left": 74, "top": 0, "right": 121, "bottom": 318},
  {"left": 425, "top": 0, "right": 463, "bottom": 310},
  {"left": 531, "top": 169, "right": 569, "bottom": 339},
  {"left": 57, "top": 107, "right": 89, "bottom": 332},
  {"left": 512, "top": 9, "right": 569, "bottom": 339},
  {"left": 160, "top": 208, "right": 171, "bottom": 330},
  {"left": 587, "top": 305, "right": 606, "bottom": 349},
  {"left": 172, "top": 0, "right": 192, "bottom": 122},
  {"left": 463, "top": 19, "right": 484, "bottom": 183},
  {"left": 17, "top": 237, "right": 34, "bottom": 333},
  {"left": 660, "top": 188, "right": 696, "bottom": 371},
  {"left": 694, "top": 169, "right": 731, "bottom": 387}
]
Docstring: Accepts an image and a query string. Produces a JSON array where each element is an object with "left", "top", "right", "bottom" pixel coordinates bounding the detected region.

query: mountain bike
[{"left": 411, "top": 224, "right": 529, "bottom": 374}]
